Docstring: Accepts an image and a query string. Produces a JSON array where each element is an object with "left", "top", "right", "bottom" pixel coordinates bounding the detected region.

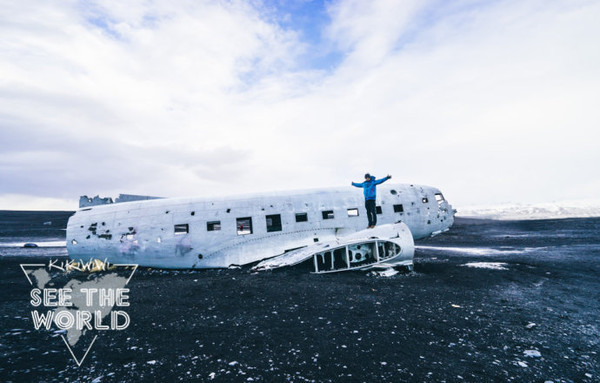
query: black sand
[{"left": 1, "top": 217, "right": 599, "bottom": 382}]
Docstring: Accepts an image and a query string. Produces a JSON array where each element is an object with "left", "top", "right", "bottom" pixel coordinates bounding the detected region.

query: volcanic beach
[{"left": 1, "top": 213, "right": 599, "bottom": 382}]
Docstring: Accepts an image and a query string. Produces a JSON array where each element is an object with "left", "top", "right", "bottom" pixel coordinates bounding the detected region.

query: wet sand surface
[{"left": 1, "top": 217, "right": 599, "bottom": 382}]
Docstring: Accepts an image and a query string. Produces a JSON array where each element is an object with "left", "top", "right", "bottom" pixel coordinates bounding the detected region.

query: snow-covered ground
[
  {"left": 462, "top": 262, "right": 509, "bottom": 270},
  {"left": 456, "top": 199, "right": 600, "bottom": 220}
]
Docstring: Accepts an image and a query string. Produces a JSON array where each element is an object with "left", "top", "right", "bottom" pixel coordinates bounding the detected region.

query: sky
[{"left": 1, "top": 0, "right": 599, "bottom": 210}]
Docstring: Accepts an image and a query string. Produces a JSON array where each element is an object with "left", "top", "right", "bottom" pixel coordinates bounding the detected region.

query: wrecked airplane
[{"left": 66, "top": 184, "right": 455, "bottom": 270}]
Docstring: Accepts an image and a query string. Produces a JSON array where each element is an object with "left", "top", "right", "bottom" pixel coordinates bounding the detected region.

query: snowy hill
[{"left": 456, "top": 199, "right": 600, "bottom": 220}]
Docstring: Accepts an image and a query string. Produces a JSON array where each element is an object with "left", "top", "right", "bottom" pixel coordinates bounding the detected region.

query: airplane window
[
  {"left": 422, "top": 197, "right": 429, "bottom": 203},
  {"left": 266, "top": 214, "right": 282, "bottom": 232},
  {"left": 236, "top": 217, "right": 253, "bottom": 235},
  {"left": 174, "top": 224, "right": 189, "bottom": 235},
  {"left": 207, "top": 221, "right": 221, "bottom": 231},
  {"left": 435, "top": 193, "right": 445, "bottom": 205},
  {"left": 347, "top": 208, "right": 359, "bottom": 217},
  {"left": 393, "top": 204, "right": 404, "bottom": 213},
  {"left": 322, "top": 210, "right": 334, "bottom": 220},
  {"left": 376, "top": 206, "right": 382, "bottom": 215},
  {"left": 295, "top": 213, "right": 308, "bottom": 222}
]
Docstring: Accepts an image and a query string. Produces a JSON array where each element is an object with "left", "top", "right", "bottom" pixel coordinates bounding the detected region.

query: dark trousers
[{"left": 365, "top": 200, "right": 377, "bottom": 227}]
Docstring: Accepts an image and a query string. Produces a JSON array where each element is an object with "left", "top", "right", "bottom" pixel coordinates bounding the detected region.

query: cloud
[
  {"left": 1, "top": 0, "right": 599, "bottom": 210},
  {"left": 0, "top": 194, "right": 74, "bottom": 211}
]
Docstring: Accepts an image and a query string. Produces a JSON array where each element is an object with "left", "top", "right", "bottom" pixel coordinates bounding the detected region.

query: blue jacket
[{"left": 352, "top": 176, "right": 391, "bottom": 201}]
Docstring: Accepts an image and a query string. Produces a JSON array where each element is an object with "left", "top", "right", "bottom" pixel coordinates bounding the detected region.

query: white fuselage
[{"left": 66, "top": 184, "right": 454, "bottom": 268}]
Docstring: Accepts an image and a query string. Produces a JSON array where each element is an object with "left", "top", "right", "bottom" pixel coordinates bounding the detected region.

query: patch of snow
[
  {"left": 0, "top": 240, "right": 66, "bottom": 248},
  {"left": 462, "top": 262, "right": 509, "bottom": 270},
  {"left": 417, "top": 245, "right": 539, "bottom": 256},
  {"left": 372, "top": 268, "right": 399, "bottom": 277},
  {"left": 524, "top": 350, "right": 541, "bottom": 358},
  {"left": 457, "top": 199, "right": 600, "bottom": 220}
]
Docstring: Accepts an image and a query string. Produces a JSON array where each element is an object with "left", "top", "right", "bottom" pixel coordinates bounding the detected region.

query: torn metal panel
[{"left": 252, "top": 223, "right": 414, "bottom": 273}]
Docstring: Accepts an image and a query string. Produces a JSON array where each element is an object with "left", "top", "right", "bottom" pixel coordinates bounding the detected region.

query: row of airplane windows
[{"left": 173, "top": 204, "right": 405, "bottom": 236}]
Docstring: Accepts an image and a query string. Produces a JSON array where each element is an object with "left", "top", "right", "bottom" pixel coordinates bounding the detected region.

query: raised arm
[
  {"left": 373, "top": 175, "right": 392, "bottom": 185},
  {"left": 351, "top": 182, "right": 364, "bottom": 188}
]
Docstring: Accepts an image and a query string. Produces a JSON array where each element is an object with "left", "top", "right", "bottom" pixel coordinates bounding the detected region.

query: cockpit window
[{"left": 435, "top": 193, "right": 445, "bottom": 204}]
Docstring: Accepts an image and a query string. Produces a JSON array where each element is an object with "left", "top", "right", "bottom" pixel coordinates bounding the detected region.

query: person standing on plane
[{"left": 352, "top": 173, "right": 392, "bottom": 228}]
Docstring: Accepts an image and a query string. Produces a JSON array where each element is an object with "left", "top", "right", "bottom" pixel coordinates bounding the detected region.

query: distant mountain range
[{"left": 456, "top": 199, "right": 600, "bottom": 220}]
